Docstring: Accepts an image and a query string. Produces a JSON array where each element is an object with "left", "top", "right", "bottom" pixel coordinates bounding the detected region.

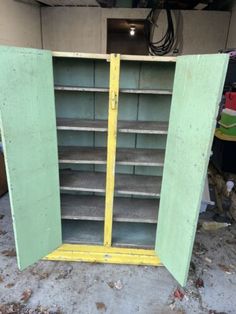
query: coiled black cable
[{"left": 145, "top": 3, "right": 175, "bottom": 56}]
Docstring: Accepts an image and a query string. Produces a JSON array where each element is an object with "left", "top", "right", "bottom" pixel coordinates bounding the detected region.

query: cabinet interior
[{"left": 53, "top": 56, "right": 175, "bottom": 249}]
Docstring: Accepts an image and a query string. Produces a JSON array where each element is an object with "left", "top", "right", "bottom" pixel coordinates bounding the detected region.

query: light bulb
[{"left": 129, "top": 27, "right": 135, "bottom": 36}]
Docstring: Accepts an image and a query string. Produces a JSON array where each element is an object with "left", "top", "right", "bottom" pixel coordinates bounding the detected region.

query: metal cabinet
[{"left": 0, "top": 46, "right": 228, "bottom": 286}]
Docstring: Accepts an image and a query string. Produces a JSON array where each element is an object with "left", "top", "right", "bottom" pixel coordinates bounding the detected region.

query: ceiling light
[
  {"left": 194, "top": 2, "right": 208, "bottom": 9},
  {"left": 129, "top": 26, "right": 136, "bottom": 36}
]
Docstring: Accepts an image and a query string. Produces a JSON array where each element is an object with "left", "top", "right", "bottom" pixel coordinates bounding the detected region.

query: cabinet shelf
[
  {"left": 59, "top": 146, "right": 165, "bottom": 166},
  {"left": 61, "top": 194, "right": 159, "bottom": 223},
  {"left": 121, "top": 88, "right": 172, "bottom": 95},
  {"left": 62, "top": 220, "right": 156, "bottom": 248},
  {"left": 55, "top": 86, "right": 109, "bottom": 92},
  {"left": 60, "top": 171, "right": 162, "bottom": 197},
  {"left": 54, "top": 85, "right": 172, "bottom": 95},
  {"left": 112, "top": 222, "right": 156, "bottom": 249},
  {"left": 62, "top": 220, "right": 103, "bottom": 245},
  {"left": 57, "top": 118, "right": 168, "bottom": 134}
]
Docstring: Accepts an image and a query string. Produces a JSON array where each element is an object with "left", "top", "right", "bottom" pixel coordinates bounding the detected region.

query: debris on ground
[
  {"left": 34, "top": 305, "right": 62, "bottom": 314},
  {"left": 114, "top": 280, "right": 123, "bottom": 290},
  {"left": 107, "top": 281, "right": 114, "bottom": 289},
  {"left": 107, "top": 280, "right": 123, "bottom": 290},
  {"left": 33, "top": 306, "right": 50, "bottom": 314},
  {"left": 202, "top": 221, "right": 230, "bottom": 231},
  {"left": 0, "top": 230, "right": 6, "bottom": 236},
  {"left": 30, "top": 269, "right": 49, "bottom": 280},
  {"left": 218, "top": 263, "right": 235, "bottom": 274},
  {"left": 0, "top": 303, "right": 62, "bottom": 314},
  {"left": 173, "top": 288, "right": 185, "bottom": 301},
  {"left": 195, "top": 278, "right": 204, "bottom": 288},
  {"left": 20, "top": 289, "right": 32, "bottom": 303},
  {"left": 0, "top": 302, "right": 24, "bottom": 314},
  {"left": 193, "top": 241, "right": 208, "bottom": 256},
  {"left": 95, "top": 302, "right": 107, "bottom": 312},
  {"left": 204, "top": 257, "right": 212, "bottom": 264},
  {"left": 1, "top": 249, "right": 16, "bottom": 257},
  {"left": 208, "top": 310, "right": 228, "bottom": 314},
  {"left": 169, "top": 301, "right": 175, "bottom": 310},
  {"left": 55, "top": 267, "right": 73, "bottom": 280},
  {"left": 33, "top": 305, "right": 62, "bottom": 314},
  {"left": 0, "top": 276, "right": 3, "bottom": 283},
  {"left": 5, "top": 283, "right": 14, "bottom": 288}
]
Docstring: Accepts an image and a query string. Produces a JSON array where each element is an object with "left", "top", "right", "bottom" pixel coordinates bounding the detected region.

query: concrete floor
[{"left": 0, "top": 194, "right": 236, "bottom": 314}]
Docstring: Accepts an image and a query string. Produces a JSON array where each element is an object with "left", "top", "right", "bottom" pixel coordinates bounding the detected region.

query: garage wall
[
  {"left": 227, "top": 4, "right": 236, "bottom": 48},
  {"left": 42, "top": 7, "right": 230, "bottom": 55},
  {"left": 101, "top": 9, "right": 230, "bottom": 55},
  {"left": 0, "top": 3, "right": 231, "bottom": 54},
  {"left": 42, "top": 7, "right": 102, "bottom": 52},
  {"left": 180, "top": 10, "right": 230, "bottom": 54},
  {"left": 0, "top": 0, "right": 42, "bottom": 48}
]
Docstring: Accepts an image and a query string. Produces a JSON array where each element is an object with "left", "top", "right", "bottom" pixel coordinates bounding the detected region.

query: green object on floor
[{"left": 219, "top": 109, "right": 236, "bottom": 136}]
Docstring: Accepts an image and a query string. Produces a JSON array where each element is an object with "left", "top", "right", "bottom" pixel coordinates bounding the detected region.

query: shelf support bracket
[{"left": 104, "top": 53, "right": 120, "bottom": 247}]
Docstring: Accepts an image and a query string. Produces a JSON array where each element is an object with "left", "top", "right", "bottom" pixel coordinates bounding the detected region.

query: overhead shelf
[
  {"left": 58, "top": 146, "right": 165, "bottom": 166},
  {"left": 60, "top": 170, "right": 162, "bottom": 197},
  {"left": 61, "top": 194, "right": 159, "bottom": 223},
  {"left": 54, "top": 85, "right": 172, "bottom": 95},
  {"left": 57, "top": 118, "right": 168, "bottom": 134}
]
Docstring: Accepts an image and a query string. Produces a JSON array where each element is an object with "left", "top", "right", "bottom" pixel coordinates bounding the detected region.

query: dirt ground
[{"left": 0, "top": 194, "right": 236, "bottom": 314}]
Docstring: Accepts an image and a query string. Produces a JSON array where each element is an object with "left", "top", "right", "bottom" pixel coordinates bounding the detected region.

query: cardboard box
[{"left": 0, "top": 153, "right": 8, "bottom": 196}]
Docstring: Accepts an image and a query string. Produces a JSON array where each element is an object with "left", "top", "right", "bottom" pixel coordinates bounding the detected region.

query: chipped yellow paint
[
  {"left": 104, "top": 54, "right": 120, "bottom": 247},
  {"left": 45, "top": 244, "right": 162, "bottom": 266}
]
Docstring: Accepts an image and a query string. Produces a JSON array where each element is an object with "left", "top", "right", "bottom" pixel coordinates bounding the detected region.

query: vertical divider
[{"left": 104, "top": 54, "right": 120, "bottom": 247}]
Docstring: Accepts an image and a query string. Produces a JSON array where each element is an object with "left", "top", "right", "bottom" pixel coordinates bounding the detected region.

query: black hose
[{"left": 144, "top": 3, "right": 175, "bottom": 56}]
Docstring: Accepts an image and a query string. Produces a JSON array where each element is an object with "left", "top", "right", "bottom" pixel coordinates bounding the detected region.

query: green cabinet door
[
  {"left": 0, "top": 46, "right": 62, "bottom": 270},
  {"left": 155, "top": 54, "right": 229, "bottom": 286}
]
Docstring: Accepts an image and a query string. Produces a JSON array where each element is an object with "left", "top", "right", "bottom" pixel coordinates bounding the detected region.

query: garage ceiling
[
  {"left": 37, "top": 0, "right": 99, "bottom": 6},
  {"left": 35, "top": 0, "right": 234, "bottom": 9}
]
